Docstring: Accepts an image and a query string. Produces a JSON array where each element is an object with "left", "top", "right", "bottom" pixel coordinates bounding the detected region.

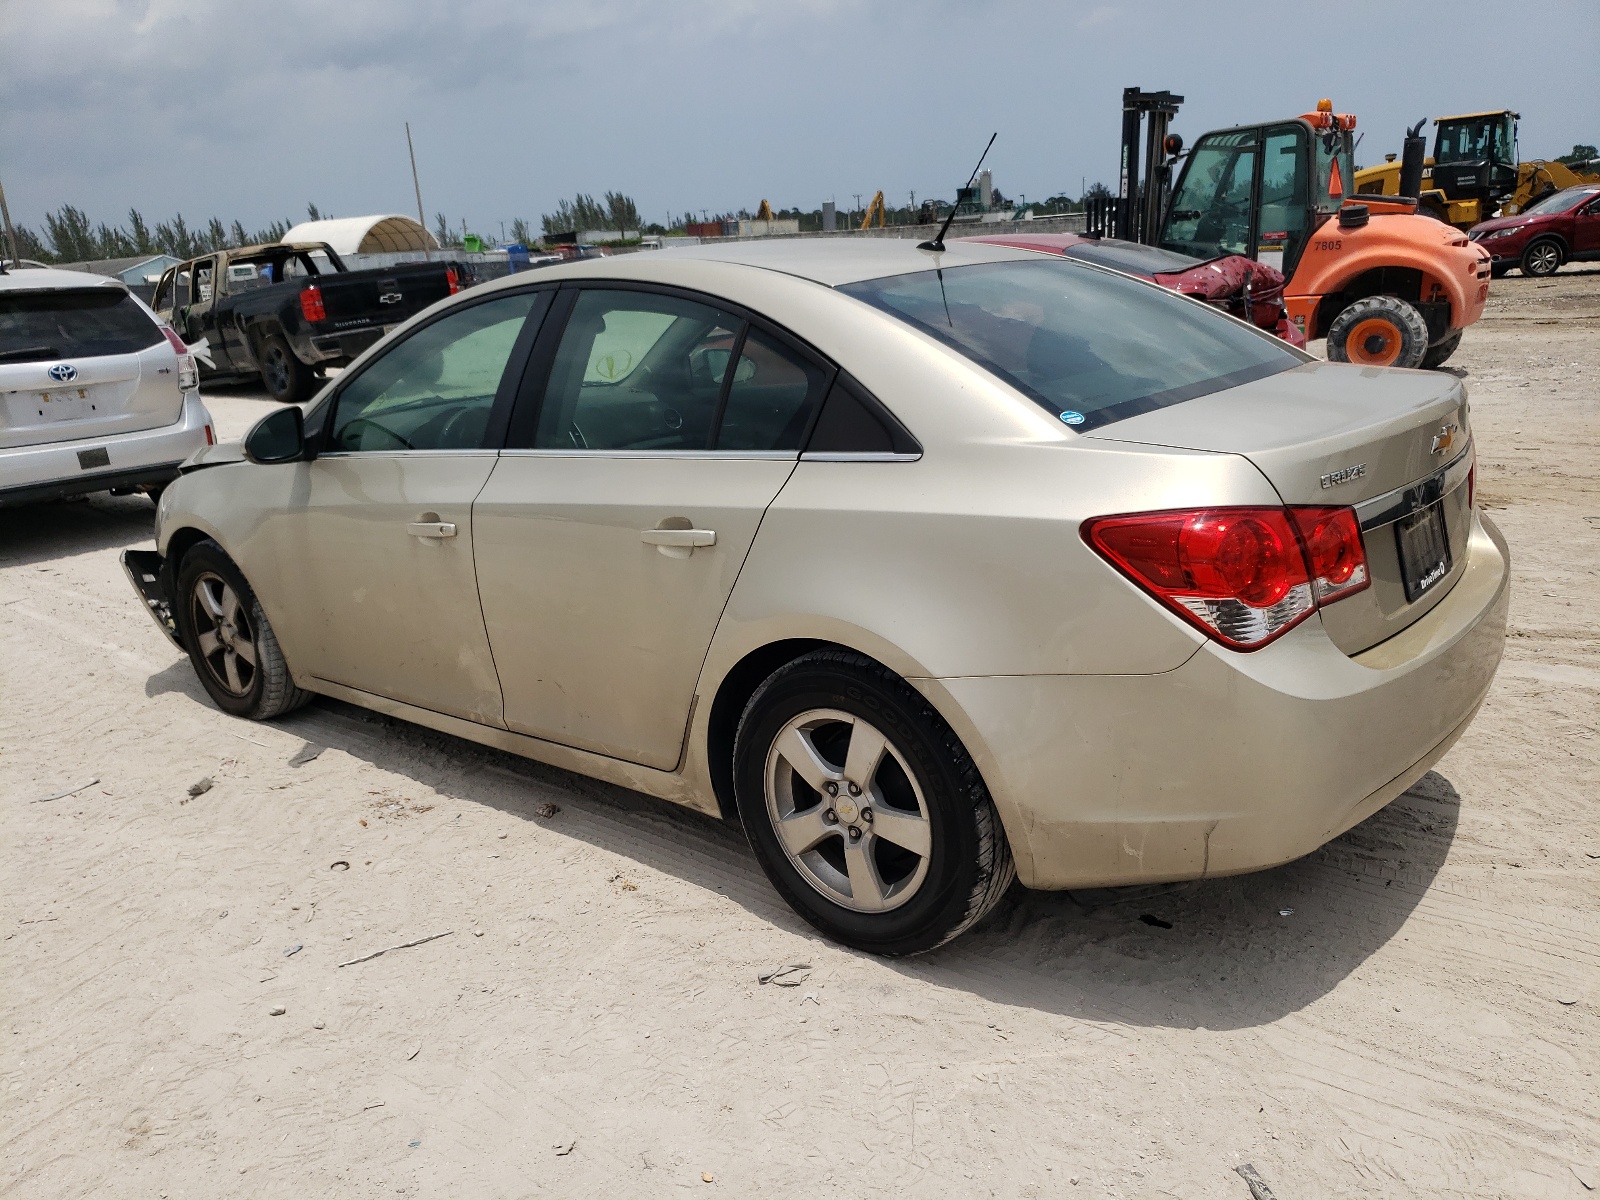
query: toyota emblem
[{"left": 48, "top": 363, "right": 79, "bottom": 383}]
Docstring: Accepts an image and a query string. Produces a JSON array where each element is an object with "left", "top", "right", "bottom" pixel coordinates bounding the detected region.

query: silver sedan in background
[{"left": 123, "top": 239, "right": 1508, "bottom": 955}]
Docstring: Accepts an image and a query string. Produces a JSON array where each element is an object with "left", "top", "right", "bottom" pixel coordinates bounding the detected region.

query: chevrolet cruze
[{"left": 123, "top": 239, "right": 1508, "bottom": 954}]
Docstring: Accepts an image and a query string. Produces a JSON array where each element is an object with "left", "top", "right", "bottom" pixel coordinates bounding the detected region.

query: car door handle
[
  {"left": 408, "top": 521, "right": 457, "bottom": 539},
  {"left": 640, "top": 528, "right": 715, "bottom": 548}
]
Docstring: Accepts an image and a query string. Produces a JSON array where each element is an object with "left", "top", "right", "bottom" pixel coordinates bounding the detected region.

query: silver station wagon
[{"left": 124, "top": 239, "right": 1508, "bottom": 954}]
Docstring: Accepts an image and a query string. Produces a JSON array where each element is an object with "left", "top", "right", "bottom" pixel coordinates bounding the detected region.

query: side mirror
[{"left": 243, "top": 405, "right": 309, "bottom": 464}]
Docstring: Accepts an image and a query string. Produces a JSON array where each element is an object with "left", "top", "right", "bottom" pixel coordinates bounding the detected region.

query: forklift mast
[{"left": 1119, "top": 88, "right": 1184, "bottom": 245}]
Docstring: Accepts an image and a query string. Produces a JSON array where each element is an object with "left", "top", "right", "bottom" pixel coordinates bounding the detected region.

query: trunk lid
[
  {"left": 0, "top": 344, "right": 183, "bottom": 448},
  {"left": 1087, "top": 359, "right": 1474, "bottom": 654}
]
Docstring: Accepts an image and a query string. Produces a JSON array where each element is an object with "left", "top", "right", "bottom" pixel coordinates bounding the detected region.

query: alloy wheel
[
  {"left": 190, "top": 572, "right": 258, "bottom": 696},
  {"left": 263, "top": 346, "right": 290, "bottom": 394},
  {"left": 1525, "top": 242, "right": 1561, "bottom": 276},
  {"left": 763, "top": 708, "right": 932, "bottom": 913}
]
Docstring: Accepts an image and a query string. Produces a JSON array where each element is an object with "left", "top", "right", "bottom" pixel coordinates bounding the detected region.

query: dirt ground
[{"left": 3, "top": 268, "right": 1597, "bottom": 1199}]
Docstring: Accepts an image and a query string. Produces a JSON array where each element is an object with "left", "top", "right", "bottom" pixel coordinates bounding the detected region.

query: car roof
[
  {"left": 959, "top": 232, "right": 1088, "bottom": 253},
  {"left": 616, "top": 235, "right": 1040, "bottom": 286},
  {"left": 0, "top": 267, "right": 127, "bottom": 293}
]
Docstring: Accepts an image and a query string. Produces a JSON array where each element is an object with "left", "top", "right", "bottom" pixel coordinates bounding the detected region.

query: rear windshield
[
  {"left": 840, "top": 259, "right": 1300, "bottom": 431},
  {"left": 1061, "top": 240, "right": 1202, "bottom": 275},
  {"left": 0, "top": 288, "right": 164, "bottom": 364}
]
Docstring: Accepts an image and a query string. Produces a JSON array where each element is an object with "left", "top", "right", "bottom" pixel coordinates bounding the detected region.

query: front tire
[
  {"left": 733, "top": 650, "right": 1014, "bottom": 956},
  {"left": 174, "top": 540, "right": 310, "bottom": 720},
  {"left": 1326, "top": 295, "right": 1431, "bottom": 369},
  {"left": 1421, "top": 329, "right": 1463, "bottom": 369},
  {"left": 1520, "top": 238, "right": 1563, "bottom": 277},
  {"left": 258, "top": 334, "right": 314, "bottom": 404}
]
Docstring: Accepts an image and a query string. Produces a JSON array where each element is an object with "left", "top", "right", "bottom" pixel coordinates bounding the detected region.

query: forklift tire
[
  {"left": 259, "top": 334, "right": 314, "bottom": 405},
  {"left": 1490, "top": 263, "right": 1512, "bottom": 279},
  {"left": 1326, "top": 296, "right": 1430, "bottom": 369},
  {"left": 1519, "top": 238, "right": 1563, "bottom": 278},
  {"left": 1421, "top": 330, "right": 1463, "bottom": 370}
]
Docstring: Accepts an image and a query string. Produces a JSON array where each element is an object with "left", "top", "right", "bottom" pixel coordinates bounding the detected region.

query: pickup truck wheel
[
  {"left": 259, "top": 334, "right": 314, "bottom": 404},
  {"left": 1325, "top": 296, "right": 1430, "bottom": 369}
]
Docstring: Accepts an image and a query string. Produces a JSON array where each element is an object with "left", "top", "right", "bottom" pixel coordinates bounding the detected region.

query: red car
[
  {"left": 1469, "top": 184, "right": 1600, "bottom": 277},
  {"left": 961, "top": 232, "right": 1307, "bottom": 348}
]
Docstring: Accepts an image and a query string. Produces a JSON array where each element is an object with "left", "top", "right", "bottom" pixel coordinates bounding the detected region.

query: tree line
[{"left": 5, "top": 203, "right": 356, "bottom": 264}]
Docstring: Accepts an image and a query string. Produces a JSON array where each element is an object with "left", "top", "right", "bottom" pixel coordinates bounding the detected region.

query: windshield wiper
[{"left": 0, "top": 346, "right": 61, "bottom": 363}]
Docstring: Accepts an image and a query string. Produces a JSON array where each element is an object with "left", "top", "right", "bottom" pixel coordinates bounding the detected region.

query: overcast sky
[{"left": 3, "top": 0, "right": 1596, "bottom": 239}]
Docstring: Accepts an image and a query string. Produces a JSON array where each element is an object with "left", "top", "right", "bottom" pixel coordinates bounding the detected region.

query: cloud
[{"left": 1078, "top": 5, "right": 1119, "bottom": 28}]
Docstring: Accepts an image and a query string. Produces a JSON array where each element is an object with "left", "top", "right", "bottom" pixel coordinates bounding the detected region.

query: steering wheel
[{"left": 339, "top": 416, "right": 414, "bottom": 450}]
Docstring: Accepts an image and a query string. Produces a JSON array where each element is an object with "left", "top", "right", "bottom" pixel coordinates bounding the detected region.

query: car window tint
[
  {"left": 329, "top": 292, "right": 538, "bottom": 452},
  {"left": 0, "top": 288, "right": 164, "bottom": 364},
  {"left": 534, "top": 289, "right": 740, "bottom": 451},
  {"left": 714, "top": 328, "right": 828, "bottom": 451},
  {"left": 841, "top": 259, "right": 1299, "bottom": 432}
]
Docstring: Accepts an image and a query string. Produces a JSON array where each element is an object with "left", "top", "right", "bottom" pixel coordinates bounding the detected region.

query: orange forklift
[{"left": 1114, "top": 93, "right": 1492, "bottom": 369}]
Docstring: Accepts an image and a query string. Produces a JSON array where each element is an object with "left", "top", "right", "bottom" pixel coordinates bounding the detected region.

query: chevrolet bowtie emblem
[{"left": 1430, "top": 423, "right": 1459, "bottom": 455}]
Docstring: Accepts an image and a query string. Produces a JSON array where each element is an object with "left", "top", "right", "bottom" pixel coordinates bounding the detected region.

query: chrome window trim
[
  {"left": 1355, "top": 443, "right": 1473, "bottom": 531},
  {"left": 315, "top": 449, "right": 502, "bottom": 459},
  {"left": 496, "top": 449, "right": 800, "bottom": 461},
  {"left": 800, "top": 451, "right": 924, "bottom": 463}
]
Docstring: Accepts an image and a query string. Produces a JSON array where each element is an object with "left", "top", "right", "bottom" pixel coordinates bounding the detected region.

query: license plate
[
  {"left": 36, "top": 389, "right": 93, "bottom": 421},
  {"left": 1396, "top": 500, "right": 1451, "bottom": 602}
]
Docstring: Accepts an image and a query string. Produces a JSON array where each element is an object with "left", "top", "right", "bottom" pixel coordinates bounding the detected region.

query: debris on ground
[
  {"left": 1278, "top": 908, "right": 1294, "bottom": 917},
  {"left": 31, "top": 778, "right": 99, "bottom": 804},
  {"left": 609, "top": 873, "right": 638, "bottom": 892},
  {"left": 758, "top": 964, "right": 811, "bottom": 986},
  {"left": 554, "top": 1140, "right": 576, "bottom": 1156},
  {"left": 534, "top": 802, "right": 560, "bottom": 819},
  {"left": 283, "top": 944, "right": 302, "bottom": 957},
  {"left": 313, "top": 1020, "right": 326, "bottom": 1030},
  {"left": 407, "top": 1044, "right": 421, "bottom": 1061},
  {"left": 702, "top": 1171, "right": 715, "bottom": 1183},
  {"left": 329, "top": 860, "right": 350, "bottom": 871},
  {"left": 268, "top": 1006, "right": 286, "bottom": 1016},
  {"left": 1235, "top": 1162, "right": 1277, "bottom": 1200},
  {"left": 288, "top": 743, "right": 325, "bottom": 767},
  {"left": 337, "top": 930, "right": 454, "bottom": 967},
  {"left": 182, "top": 777, "right": 213, "bottom": 802}
]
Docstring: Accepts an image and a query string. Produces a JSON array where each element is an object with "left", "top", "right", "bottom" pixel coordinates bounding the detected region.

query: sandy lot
[{"left": 3, "top": 269, "right": 1597, "bottom": 1199}]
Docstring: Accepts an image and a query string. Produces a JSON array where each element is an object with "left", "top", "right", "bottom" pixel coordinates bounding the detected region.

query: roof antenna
[{"left": 918, "top": 132, "right": 997, "bottom": 253}]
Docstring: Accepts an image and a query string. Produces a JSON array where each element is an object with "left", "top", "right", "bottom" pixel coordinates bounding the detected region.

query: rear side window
[
  {"left": 840, "top": 259, "right": 1299, "bottom": 431},
  {"left": 0, "top": 289, "right": 164, "bottom": 364}
]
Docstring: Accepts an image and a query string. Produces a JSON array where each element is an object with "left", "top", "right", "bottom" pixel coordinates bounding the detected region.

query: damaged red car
[{"left": 961, "top": 232, "right": 1307, "bottom": 349}]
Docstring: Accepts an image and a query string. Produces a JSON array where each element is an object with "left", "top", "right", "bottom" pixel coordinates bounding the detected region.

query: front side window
[
  {"left": 534, "top": 290, "right": 740, "bottom": 451},
  {"left": 1524, "top": 187, "right": 1598, "bottom": 216},
  {"left": 1162, "top": 130, "right": 1258, "bottom": 259},
  {"left": 0, "top": 288, "right": 164, "bottom": 364},
  {"left": 841, "top": 259, "right": 1300, "bottom": 431},
  {"left": 329, "top": 291, "right": 541, "bottom": 452}
]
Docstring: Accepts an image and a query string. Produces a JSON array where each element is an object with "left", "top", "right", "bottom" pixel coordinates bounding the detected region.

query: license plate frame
[{"left": 1396, "top": 499, "right": 1451, "bottom": 602}]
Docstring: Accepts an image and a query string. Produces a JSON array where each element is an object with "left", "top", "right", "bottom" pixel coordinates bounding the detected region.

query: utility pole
[
  {"left": 0, "top": 173, "right": 20, "bottom": 267},
  {"left": 406, "top": 122, "right": 430, "bottom": 258}
]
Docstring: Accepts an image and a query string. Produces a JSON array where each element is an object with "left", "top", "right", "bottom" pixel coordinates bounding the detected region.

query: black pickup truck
[{"left": 152, "top": 242, "right": 463, "bottom": 403}]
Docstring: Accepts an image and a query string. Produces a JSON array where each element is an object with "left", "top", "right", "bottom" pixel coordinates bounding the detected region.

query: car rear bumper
[
  {"left": 0, "top": 392, "right": 213, "bottom": 507},
  {"left": 930, "top": 511, "right": 1510, "bottom": 890}
]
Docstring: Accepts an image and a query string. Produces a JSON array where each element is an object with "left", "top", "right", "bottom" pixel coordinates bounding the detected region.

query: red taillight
[
  {"left": 1082, "top": 505, "right": 1369, "bottom": 651},
  {"left": 160, "top": 325, "right": 187, "bottom": 355},
  {"left": 446, "top": 267, "right": 460, "bottom": 295},
  {"left": 204, "top": 424, "right": 215, "bottom": 446},
  {"left": 300, "top": 285, "right": 326, "bottom": 322}
]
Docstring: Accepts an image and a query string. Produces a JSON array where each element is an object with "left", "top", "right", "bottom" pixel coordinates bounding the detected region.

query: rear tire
[
  {"left": 1519, "top": 238, "right": 1563, "bottom": 278},
  {"left": 1326, "top": 296, "right": 1431, "bottom": 369},
  {"left": 173, "top": 539, "right": 311, "bottom": 720},
  {"left": 1421, "top": 329, "right": 1463, "bottom": 369},
  {"left": 258, "top": 334, "right": 314, "bottom": 404},
  {"left": 733, "top": 650, "right": 1014, "bottom": 956}
]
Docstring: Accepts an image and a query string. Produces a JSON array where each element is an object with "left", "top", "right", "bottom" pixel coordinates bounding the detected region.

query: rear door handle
[
  {"left": 640, "top": 528, "right": 715, "bottom": 548},
  {"left": 408, "top": 521, "right": 457, "bottom": 539}
]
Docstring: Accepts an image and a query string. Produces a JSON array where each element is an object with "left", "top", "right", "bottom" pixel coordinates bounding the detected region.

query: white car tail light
[
  {"left": 161, "top": 325, "right": 200, "bottom": 391},
  {"left": 1082, "top": 506, "right": 1369, "bottom": 651}
]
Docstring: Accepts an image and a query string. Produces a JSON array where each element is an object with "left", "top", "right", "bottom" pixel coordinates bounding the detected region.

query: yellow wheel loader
[{"left": 1355, "top": 110, "right": 1600, "bottom": 230}]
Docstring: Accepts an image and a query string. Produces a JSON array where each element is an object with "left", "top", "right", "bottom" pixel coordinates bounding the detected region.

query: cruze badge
[
  {"left": 1319, "top": 463, "right": 1366, "bottom": 489},
  {"left": 47, "top": 363, "right": 78, "bottom": 383},
  {"left": 1431, "top": 423, "right": 1459, "bottom": 455}
]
